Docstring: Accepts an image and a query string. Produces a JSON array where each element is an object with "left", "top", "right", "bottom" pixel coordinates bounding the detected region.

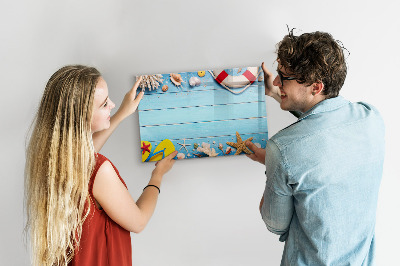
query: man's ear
[{"left": 312, "top": 82, "right": 324, "bottom": 96}]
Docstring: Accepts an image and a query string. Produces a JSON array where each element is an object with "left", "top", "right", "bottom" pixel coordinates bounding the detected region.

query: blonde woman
[{"left": 25, "top": 65, "right": 178, "bottom": 266}]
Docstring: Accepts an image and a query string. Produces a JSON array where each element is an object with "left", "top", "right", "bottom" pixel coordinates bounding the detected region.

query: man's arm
[
  {"left": 260, "top": 184, "right": 293, "bottom": 238},
  {"left": 259, "top": 140, "right": 294, "bottom": 240},
  {"left": 262, "top": 62, "right": 281, "bottom": 102},
  {"left": 261, "top": 62, "right": 301, "bottom": 119},
  {"left": 245, "top": 137, "right": 294, "bottom": 239}
]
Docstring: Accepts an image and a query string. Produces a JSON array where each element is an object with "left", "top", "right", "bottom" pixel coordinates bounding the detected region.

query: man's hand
[
  {"left": 262, "top": 62, "right": 281, "bottom": 103},
  {"left": 245, "top": 141, "right": 266, "bottom": 165}
]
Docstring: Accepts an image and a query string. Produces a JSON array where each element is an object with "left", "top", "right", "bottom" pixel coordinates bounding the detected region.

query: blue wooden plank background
[
  {"left": 138, "top": 67, "right": 268, "bottom": 161},
  {"left": 140, "top": 101, "right": 266, "bottom": 126},
  {"left": 138, "top": 86, "right": 264, "bottom": 110}
]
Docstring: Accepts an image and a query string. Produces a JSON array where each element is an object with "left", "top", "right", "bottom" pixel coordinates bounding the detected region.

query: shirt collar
[{"left": 298, "top": 95, "right": 350, "bottom": 121}]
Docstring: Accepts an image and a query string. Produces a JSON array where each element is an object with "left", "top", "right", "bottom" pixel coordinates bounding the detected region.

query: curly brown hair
[{"left": 277, "top": 30, "right": 348, "bottom": 98}]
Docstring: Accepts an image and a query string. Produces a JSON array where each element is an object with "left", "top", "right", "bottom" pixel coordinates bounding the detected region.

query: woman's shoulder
[
  {"left": 96, "top": 160, "right": 117, "bottom": 178},
  {"left": 94, "top": 153, "right": 127, "bottom": 188},
  {"left": 91, "top": 153, "right": 109, "bottom": 179},
  {"left": 90, "top": 154, "right": 116, "bottom": 195},
  {"left": 95, "top": 153, "right": 108, "bottom": 164}
]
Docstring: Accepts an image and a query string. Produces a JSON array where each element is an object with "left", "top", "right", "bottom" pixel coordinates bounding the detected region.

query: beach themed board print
[{"left": 137, "top": 66, "right": 268, "bottom": 162}]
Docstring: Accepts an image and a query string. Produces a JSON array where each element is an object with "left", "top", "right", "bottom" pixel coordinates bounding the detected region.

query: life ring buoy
[{"left": 209, "top": 67, "right": 261, "bottom": 94}]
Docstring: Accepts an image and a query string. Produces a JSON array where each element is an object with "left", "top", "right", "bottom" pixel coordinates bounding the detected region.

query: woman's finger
[
  {"left": 130, "top": 76, "right": 143, "bottom": 96},
  {"left": 134, "top": 90, "right": 145, "bottom": 102},
  {"left": 167, "top": 151, "right": 178, "bottom": 160}
]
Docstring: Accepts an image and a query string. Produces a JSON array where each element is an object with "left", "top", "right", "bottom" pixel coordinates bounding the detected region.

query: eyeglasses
[{"left": 277, "top": 70, "right": 297, "bottom": 86}]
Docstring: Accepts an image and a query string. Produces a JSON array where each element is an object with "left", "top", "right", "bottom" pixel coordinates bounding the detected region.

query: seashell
[
  {"left": 189, "top": 76, "right": 201, "bottom": 87},
  {"left": 170, "top": 73, "right": 183, "bottom": 86},
  {"left": 162, "top": 85, "right": 168, "bottom": 92},
  {"left": 198, "top": 71, "right": 205, "bottom": 77},
  {"left": 258, "top": 75, "right": 264, "bottom": 82},
  {"left": 177, "top": 153, "right": 186, "bottom": 159}
]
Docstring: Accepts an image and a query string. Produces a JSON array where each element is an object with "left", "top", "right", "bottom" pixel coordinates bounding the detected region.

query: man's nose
[{"left": 273, "top": 75, "right": 280, "bottom": 87}]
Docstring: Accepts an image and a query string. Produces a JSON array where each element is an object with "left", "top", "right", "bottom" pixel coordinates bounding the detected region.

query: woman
[{"left": 25, "top": 65, "right": 178, "bottom": 265}]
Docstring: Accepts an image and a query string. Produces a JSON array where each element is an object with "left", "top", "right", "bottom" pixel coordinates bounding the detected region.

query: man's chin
[{"left": 279, "top": 103, "right": 290, "bottom": 111}]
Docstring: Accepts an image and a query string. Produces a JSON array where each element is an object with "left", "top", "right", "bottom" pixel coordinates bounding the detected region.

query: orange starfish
[{"left": 226, "top": 131, "right": 253, "bottom": 155}]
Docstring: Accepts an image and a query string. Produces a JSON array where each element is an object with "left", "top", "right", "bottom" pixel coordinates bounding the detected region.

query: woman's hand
[
  {"left": 115, "top": 76, "right": 144, "bottom": 120},
  {"left": 245, "top": 141, "right": 266, "bottom": 165},
  {"left": 262, "top": 62, "right": 281, "bottom": 103},
  {"left": 152, "top": 151, "right": 178, "bottom": 178},
  {"left": 92, "top": 77, "right": 144, "bottom": 152}
]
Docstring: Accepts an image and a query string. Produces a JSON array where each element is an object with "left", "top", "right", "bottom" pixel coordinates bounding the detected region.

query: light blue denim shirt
[{"left": 261, "top": 96, "right": 385, "bottom": 265}]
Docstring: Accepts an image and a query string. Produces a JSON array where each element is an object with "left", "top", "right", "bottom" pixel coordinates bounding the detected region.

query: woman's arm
[
  {"left": 93, "top": 77, "right": 144, "bottom": 152},
  {"left": 93, "top": 151, "right": 178, "bottom": 233}
]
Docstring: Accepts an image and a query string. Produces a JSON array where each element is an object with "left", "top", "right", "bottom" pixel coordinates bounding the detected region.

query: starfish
[
  {"left": 141, "top": 142, "right": 151, "bottom": 154},
  {"left": 177, "top": 138, "right": 191, "bottom": 153},
  {"left": 226, "top": 131, "right": 253, "bottom": 155}
]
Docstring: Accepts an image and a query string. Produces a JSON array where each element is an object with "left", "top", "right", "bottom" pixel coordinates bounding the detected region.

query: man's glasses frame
[{"left": 277, "top": 70, "right": 297, "bottom": 86}]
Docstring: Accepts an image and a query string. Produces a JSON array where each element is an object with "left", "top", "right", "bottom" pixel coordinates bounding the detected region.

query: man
[{"left": 246, "top": 31, "right": 385, "bottom": 265}]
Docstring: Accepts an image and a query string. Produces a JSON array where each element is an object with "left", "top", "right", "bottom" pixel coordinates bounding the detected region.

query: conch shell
[{"left": 170, "top": 73, "right": 183, "bottom": 87}]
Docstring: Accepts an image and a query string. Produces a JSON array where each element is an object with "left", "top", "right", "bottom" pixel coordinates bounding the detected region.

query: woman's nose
[{"left": 109, "top": 100, "right": 115, "bottom": 109}]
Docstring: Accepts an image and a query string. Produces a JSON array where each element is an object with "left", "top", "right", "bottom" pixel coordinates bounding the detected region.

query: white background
[{"left": 1, "top": 0, "right": 399, "bottom": 265}]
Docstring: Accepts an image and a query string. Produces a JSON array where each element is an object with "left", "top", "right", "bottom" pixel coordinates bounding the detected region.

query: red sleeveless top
[{"left": 69, "top": 153, "right": 132, "bottom": 266}]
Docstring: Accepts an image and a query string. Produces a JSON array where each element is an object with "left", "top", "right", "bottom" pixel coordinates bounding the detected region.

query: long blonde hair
[{"left": 25, "top": 65, "right": 101, "bottom": 265}]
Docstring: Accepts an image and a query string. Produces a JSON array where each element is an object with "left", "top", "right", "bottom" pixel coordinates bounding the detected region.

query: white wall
[{"left": 1, "top": 0, "right": 399, "bottom": 265}]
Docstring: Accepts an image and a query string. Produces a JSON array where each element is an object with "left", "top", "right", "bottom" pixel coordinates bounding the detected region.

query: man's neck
[{"left": 301, "top": 95, "right": 327, "bottom": 113}]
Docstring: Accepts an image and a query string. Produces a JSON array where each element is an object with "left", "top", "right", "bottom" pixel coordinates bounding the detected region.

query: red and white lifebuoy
[{"left": 209, "top": 67, "right": 260, "bottom": 94}]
